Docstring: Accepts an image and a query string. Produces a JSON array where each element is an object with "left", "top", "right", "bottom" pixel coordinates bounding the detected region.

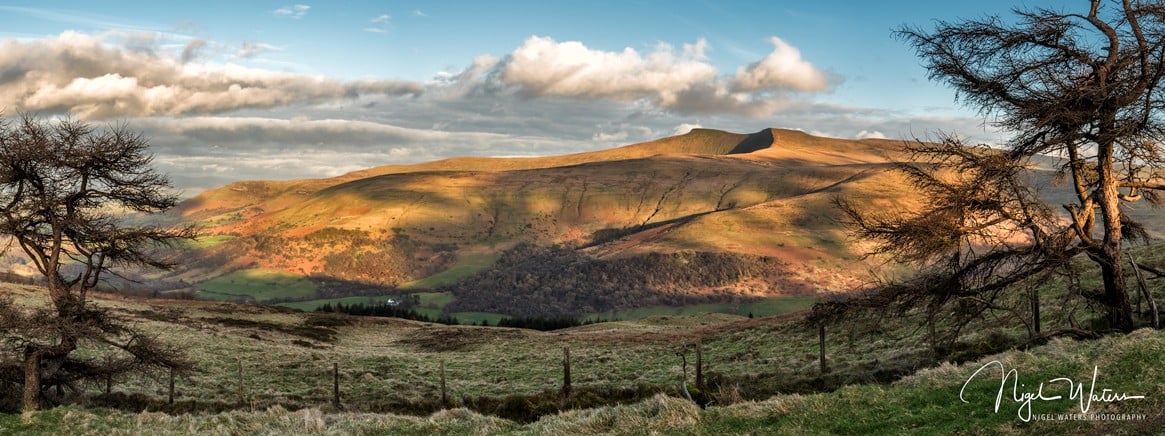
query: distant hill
[
  {"left": 156, "top": 128, "right": 923, "bottom": 315},
  {"left": 152, "top": 127, "right": 918, "bottom": 314}
]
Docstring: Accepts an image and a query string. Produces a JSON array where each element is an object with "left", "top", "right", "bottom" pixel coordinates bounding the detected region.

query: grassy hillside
[
  {"left": 147, "top": 126, "right": 1163, "bottom": 320},
  {"left": 2, "top": 265, "right": 1162, "bottom": 434},
  {"left": 153, "top": 128, "right": 916, "bottom": 317},
  {"left": 6, "top": 332, "right": 1162, "bottom": 434}
]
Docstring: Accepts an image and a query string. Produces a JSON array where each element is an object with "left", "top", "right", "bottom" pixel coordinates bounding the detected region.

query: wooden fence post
[
  {"left": 439, "top": 359, "right": 448, "bottom": 407},
  {"left": 1030, "top": 288, "right": 1041, "bottom": 335},
  {"left": 104, "top": 356, "right": 113, "bottom": 395},
  {"left": 561, "top": 346, "right": 572, "bottom": 399},
  {"left": 695, "top": 342, "right": 704, "bottom": 390},
  {"left": 332, "top": 362, "right": 342, "bottom": 409},
  {"left": 818, "top": 323, "right": 828, "bottom": 374},
  {"left": 236, "top": 358, "right": 246, "bottom": 406},
  {"left": 678, "top": 345, "right": 693, "bottom": 402}
]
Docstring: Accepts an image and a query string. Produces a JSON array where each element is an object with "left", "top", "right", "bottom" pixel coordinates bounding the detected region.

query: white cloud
[
  {"left": 273, "top": 4, "right": 310, "bottom": 19},
  {"left": 0, "top": 32, "right": 423, "bottom": 119},
  {"left": 673, "top": 123, "right": 702, "bottom": 136},
  {"left": 855, "top": 129, "right": 887, "bottom": 139},
  {"left": 413, "top": 9, "right": 428, "bottom": 18},
  {"left": 0, "top": 29, "right": 1001, "bottom": 194},
  {"left": 428, "top": 55, "right": 501, "bottom": 99},
  {"left": 150, "top": 116, "right": 507, "bottom": 145},
  {"left": 501, "top": 36, "right": 716, "bottom": 105},
  {"left": 732, "top": 37, "right": 830, "bottom": 92},
  {"left": 489, "top": 35, "right": 833, "bottom": 117}
]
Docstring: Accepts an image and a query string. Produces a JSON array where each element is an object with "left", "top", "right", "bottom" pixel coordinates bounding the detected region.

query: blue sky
[{"left": 0, "top": 1, "right": 1060, "bottom": 192}]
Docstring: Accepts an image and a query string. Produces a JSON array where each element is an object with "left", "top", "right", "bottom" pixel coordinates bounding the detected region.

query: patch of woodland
[{"left": 441, "top": 243, "right": 800, "bottom": 317}]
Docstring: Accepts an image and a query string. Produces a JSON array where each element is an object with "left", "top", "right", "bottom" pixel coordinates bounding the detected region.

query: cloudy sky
[{"left": 0, "top": 0, "right": 1056, "bottom": 194}]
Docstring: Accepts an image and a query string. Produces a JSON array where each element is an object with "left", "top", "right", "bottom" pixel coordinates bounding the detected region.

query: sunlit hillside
[{"left": 156, "top": 128, "right": 918, "bottom": 314}]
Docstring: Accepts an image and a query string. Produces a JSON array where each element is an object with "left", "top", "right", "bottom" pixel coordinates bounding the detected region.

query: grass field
[
  {"left": 197, "top": 269, "right": 317, "bottom": 302},
  {"left": 447, "top": 311, "right": 508, "bottom": 325},
  {"left": 2, "top": 282, "right": 1161, "bottom": 435},
  {"left": 399, "top": 253, "right": 501, "bottom": 290},
  {"left": 177, "top": 234, "right": 236, "bottom": 249},
  {"left": 9, "top": 330, "right": 1162, "bottom": 434}
]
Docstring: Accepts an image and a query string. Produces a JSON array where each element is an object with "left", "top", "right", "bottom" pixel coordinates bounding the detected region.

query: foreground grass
[
  {"left": 3, "top": 236, "right": 1163, "bottom": 434},
  {"left": 0, "top": 283, "right": 934, "bottom": 419},
  {"left": 4, "top": 329, "right": 1162, "bottom": 435}
]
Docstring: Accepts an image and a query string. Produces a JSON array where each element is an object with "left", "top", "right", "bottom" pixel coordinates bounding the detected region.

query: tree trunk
[
  {"left": 1096, "top": 142, "right": 1133, "bottom": 333},
  {"left": 22, "top": 350, "right": 41, "bottom": 413},
  {"left": 1030, "top": 288, "right": 1041, "bottom": 336},
  {"left": 1100, "top": 258, "right": 1133, "bottom": 332}
]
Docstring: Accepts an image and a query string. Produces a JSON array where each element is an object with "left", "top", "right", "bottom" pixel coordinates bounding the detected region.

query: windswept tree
[
  {"left": 833, "top": 136, "right": 1085, "bottom": 348},
  {"left": 0, "top": 114, "right": 195, "bottom": 412},
  {"left": 838, "top": 0, "right": 1165, "bottom": 335}
]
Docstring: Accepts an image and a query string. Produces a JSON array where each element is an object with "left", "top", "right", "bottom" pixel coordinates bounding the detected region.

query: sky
[{"left": 0, "top": 0, "right": 1062, "bottom": 194}]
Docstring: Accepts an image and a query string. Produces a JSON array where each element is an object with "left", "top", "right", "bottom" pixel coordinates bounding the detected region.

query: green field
[
  {"left": 399, "top": 253, "right": 500, "bottom": 290},
  {"left": 198, "top": 269, "right": 317, "bottom": 302},
  {"left": 448, "top": 311, "right": 507, "bottom": 325},
  {"left": 417, "top": 291, "right": 455, "bottom": 307},
  {"left": 177, "top": 234, "right": 236, "bottom": 249}
]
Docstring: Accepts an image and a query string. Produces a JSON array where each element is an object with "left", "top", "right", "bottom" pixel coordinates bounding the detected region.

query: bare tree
[
  {"left": 0, "top": 114, "right": 194, "bottom": 412},
  {"left": 833, "top": 136, "right": 1095, "bottom": 350},
  {"left": 889, "top": 0, "right": 1165, "bottom": 332}
]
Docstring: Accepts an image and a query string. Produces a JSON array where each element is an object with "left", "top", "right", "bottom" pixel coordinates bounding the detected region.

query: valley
[{"left": 143, "top": 128, "right": 917, "bottom": 320}]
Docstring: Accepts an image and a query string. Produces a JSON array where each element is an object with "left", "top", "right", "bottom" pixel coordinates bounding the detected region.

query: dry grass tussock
[
  {"left": 27, "top": 405, "right": 517, "bottom": 435},
  {"left": 516, "top": 394, "right": 700, "bottom": 435}
]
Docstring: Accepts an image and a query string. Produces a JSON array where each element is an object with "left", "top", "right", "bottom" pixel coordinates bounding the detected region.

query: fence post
[
  {"left": 695, "top": 342, "right": 704, "bottom": 390},
  {"left": 818, "top": 323, "right": 828, "bottom": 374},
  {"left": 236, "top": 358, "right": 246, "bottom": 406},
  {"left": 1030, "top": 288, "right": 1042, "bottom": 335},
  {"left": 439, "top": 359, "right": 448, "bottom": 408},
  {"left": 168, "top": 367, "right": 175, "bottom": 405},
  {"left": 561, "top": 346, "right": 572, "bottom": 399},
  {"left": 332, "top": 362, "right": 342, "bottom": 409},
  {"left": 104, "top": 356, "right": 113, "bottom": 395}
]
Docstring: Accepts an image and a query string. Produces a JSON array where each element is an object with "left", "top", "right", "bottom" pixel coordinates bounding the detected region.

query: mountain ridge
[{"left": 157, "top": 127, "right": 918, "bottom": 315}]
